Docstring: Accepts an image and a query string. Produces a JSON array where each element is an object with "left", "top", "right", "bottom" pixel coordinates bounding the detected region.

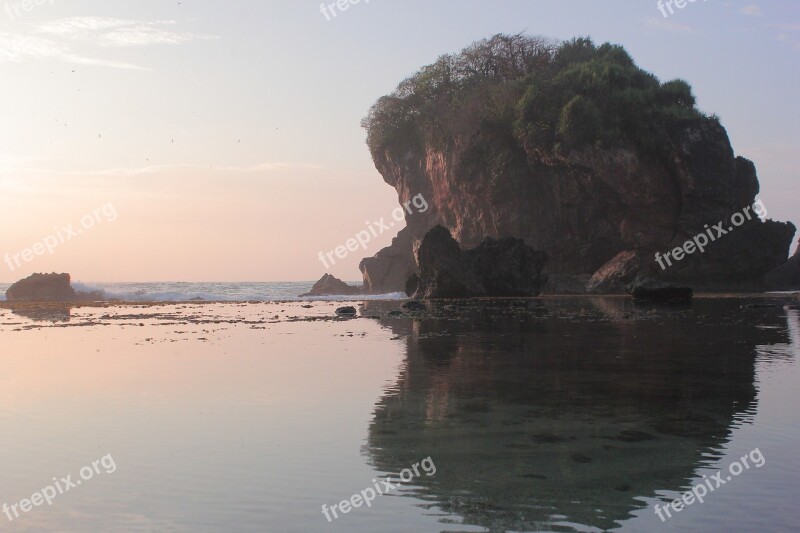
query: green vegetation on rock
[{"left": 362, "top": 34, "right": 710, "bottom": 159}]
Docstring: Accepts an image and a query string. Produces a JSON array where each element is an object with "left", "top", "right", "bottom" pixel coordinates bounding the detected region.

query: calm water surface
[{"left": 0, "top": 297, "right": 797, "bottom": 532}]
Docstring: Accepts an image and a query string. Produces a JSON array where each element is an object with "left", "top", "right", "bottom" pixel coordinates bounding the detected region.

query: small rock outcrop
[
  {"left": 6, "top": 273, "right": 77, "bottom": 302},
  {"left": 335, "top": 306, "right": 358, "bottom": 316},
  {"left": 411, "top": 226, "right": 547, "bottom": 299},
  {"left": 5, "top": 273, "right": 104, "bottom": 302},
  {"left": 300, "top": 274, "right": 362, "bottom": 297}
]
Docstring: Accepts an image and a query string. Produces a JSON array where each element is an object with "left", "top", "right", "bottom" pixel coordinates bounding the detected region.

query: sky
[{"left": 0, "top": 0, "right": 797, "bottom": 282}]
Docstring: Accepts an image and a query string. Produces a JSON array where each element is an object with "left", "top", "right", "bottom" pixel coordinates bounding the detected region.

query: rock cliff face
[
  {"left": 358, "top": 34, "right": 796, "bottom": 293},
  {"left": 361, "top": 114, "right": 794, "bottom": 293}
]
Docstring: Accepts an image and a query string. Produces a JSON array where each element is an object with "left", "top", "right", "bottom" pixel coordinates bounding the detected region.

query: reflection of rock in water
[
  {"left": 757, "top": 307, "right": 800, "bottom": 363},
  {"left": 788, "top": 309, "right": 800, "bottom": 351},
  {"left": 7, "top": 303, "right": 73, "bottom": 323},
  {"left": 366, "top": 298, "right": 789, "bottom": 532}
]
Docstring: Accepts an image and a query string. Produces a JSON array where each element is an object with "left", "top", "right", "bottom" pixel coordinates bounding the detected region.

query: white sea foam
[{"left": 62, "top": 282, "right": 407, "bottom": 303}]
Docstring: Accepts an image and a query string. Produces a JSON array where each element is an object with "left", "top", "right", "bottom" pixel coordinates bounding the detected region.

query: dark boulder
[
  {"left": 6, "top": 273, "right": 77, "bottom": 302},
  {"left": 401, "top": 300, "right": 427, "bottom": 312},
  {"left": 335, "top": 306, "right": 358, "bottom": 316},
  {"left": 300, "top": 274, "right": 362, "bottom": 297},
  {"left": 413, "top": 226, "right": 482, "bottom": 298},
  {"left": 412, "top": 226, "right": 547, "bottom": 299}
]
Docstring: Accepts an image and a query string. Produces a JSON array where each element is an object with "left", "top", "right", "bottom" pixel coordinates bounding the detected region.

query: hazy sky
[{"left": 0, "top": 0, "right": 797, "bottom": 282}]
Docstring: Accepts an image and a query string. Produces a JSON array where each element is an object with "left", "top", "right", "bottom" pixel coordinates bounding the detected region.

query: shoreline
[
  {"left": 1, "top": 292, "right": 796, "bottom": 330},
  {"left": 1, "top": 291, "right": 797, "bottom": 308}
]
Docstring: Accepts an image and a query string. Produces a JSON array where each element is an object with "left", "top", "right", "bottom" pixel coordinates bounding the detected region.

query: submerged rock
[
  {"left": 743, "top": 303, "right": 780, "bottom": 309},
  {"left": 411, "top": 226, "right": 547, "bottom": 299},
  {"left": 300, "top": 274, "right": 362, "bottom": 297},
  {"left": 401, "top": 300, "right": 427, "bottom": 312},
  {"left": 627, "top": 279, "right": 693, "bottom": 303}
]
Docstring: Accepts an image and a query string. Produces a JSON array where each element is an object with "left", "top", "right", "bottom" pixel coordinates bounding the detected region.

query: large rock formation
[
  {"left": 411, "top": 225, "right": 547, "bottom": 298},
  {"left": 6, "top": 273, "right": 77, "bottom": 302},
  {"left": 358, "top": 34, "right": 796, "bottom": 293}
]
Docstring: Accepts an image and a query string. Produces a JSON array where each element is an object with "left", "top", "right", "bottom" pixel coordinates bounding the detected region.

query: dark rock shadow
[{"left": 4, "top": 303, "right": 73, "bottom": 323}]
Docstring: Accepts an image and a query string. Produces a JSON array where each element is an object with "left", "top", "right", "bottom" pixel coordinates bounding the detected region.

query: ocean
[{"left": 0, "top": 281, "right": 406, "bottom": 302}]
